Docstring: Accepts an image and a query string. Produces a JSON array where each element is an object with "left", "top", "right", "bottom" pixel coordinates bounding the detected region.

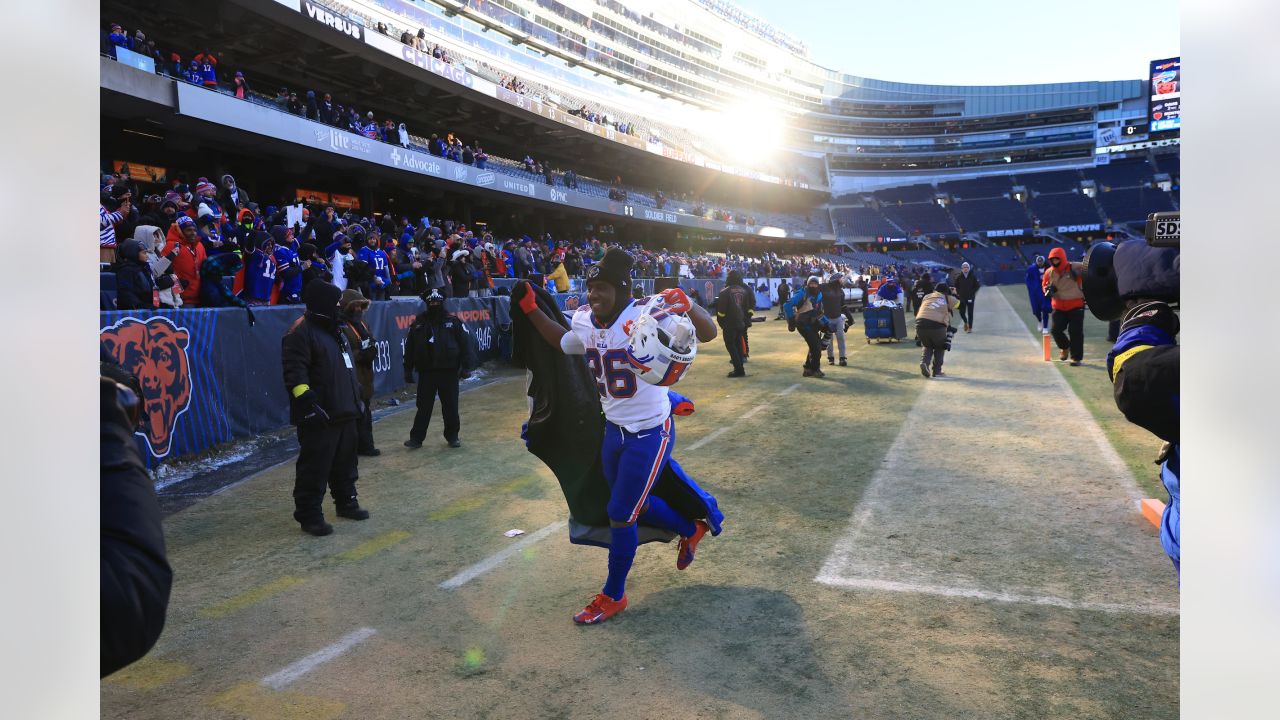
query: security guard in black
[
  {"left": 404, "top": 289, "right": 478, "bottom": 448},
  {"left": 281, "top": 280, "right": 368, "bottom": 535}
]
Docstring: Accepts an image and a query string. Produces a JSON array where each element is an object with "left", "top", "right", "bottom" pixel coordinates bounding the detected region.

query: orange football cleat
[
  {"left": 676, "top": 520, "right": 710, "bottom": 570},
  {"left": 573, "top": 593, "right": 628, "bottom": 625}
]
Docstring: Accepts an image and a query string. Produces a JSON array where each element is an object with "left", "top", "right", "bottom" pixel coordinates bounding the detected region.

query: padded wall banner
[{"left": 99, "top": 296, "right": 509, "bottom": 467}]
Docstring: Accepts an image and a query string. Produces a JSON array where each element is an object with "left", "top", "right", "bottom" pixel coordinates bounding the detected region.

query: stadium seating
[
  {"left": 958, "top": 245, "right": 1023, "bottom": 271},
  {"left": 1027, "top": 192, "right": 1103, "bottom": 227},
  {"left": 889, "top": 248, "right": 964, "bottom": 267},
  {"left": 878, "top": 202, "right": 958, "bottom": 236},
  {"left": 831, "top": 206, "right": 901, "bottom": 237},
  {"left": 1082, "top": 159, "right": 1154, "bottom": 189},
  {"left": 1095, "top": 187, "right": 1176, "bottom": 224},
  {"left": 937, "top": 176, "right": 1014, "bottom": 199},
  {"left": 873, "top": 184, "right": 936, "bottom": 204},
  {"left": 1019, "top": 241, "right": 1085, "bottom": 263},
  {"left": 1013, "top": 169, "right": 1082, "bottom": 193},
  {"left": 1155, "top": 154, "right": 1179, "bottom": 182},
  {"left": 947, "top": 197, "right": 1033, "bottom": 232}
]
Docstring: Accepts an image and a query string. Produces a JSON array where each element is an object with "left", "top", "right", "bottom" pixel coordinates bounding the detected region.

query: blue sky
[{"left": 724, "top": 0, "right": 1180, "bottom": 85}]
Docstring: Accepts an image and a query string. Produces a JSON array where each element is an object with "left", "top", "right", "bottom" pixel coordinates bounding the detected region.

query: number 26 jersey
[{"left": 561, "top": 300, "right": 671, "bottom": 432}]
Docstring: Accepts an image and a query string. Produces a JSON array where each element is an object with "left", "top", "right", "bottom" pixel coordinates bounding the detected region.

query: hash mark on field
[
  {"left": 336, "top": 530, "right": 412, "bottom": 561},
  {"left": 777, "top": 383, "right": 802, "bottom": 396},
  {"left": 199, "top": 576, "right": 306, "bottom": 619},
  {"left": 686, "top": 426, "right": 731, "bottom": 451},
  {"left": 260, "top": 627, "right": 377, "bottom": 690},
  {"left": 439, "top": 520, "right": 567, "bottom": 590}
]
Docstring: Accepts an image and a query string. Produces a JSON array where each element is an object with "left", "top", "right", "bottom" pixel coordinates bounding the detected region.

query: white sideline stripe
[
  {"left": 814, "top": 575, "right": 1179, "bottom": 616},
  {"left": 740, "top": 403, "right": 769, "bottom": 420},
  {"left": 687, "top": 381, "right": 801, "bottom": 450},
  {"left": 261, "top": 627, "right": 377, "bottom": 690},
  {"left": 685, "top": 426, "right": 731, "bottom": 452},
  {"left": 996, "top": 290, "right": 1143, "bottom": 500},
  {"left": 439, "top": 520, "right": 567, "bottom": 590}
]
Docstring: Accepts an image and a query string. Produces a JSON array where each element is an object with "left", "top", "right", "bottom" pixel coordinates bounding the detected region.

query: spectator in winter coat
[
  {"left": 192, "top": 50, "right": 218, "bottom": 87},
  {"left": 546, "top": 256, "right": 569, "bottom": 292},
  {"left": 717, "top": 271, "right": 754, "bottom": 377},
  {"left": 822, "top": 274, "right": 849, "bottom": 366},
  {"left": 952, "top": 262, "right": 981, "bottom": 332},
  {"left": 448, "top": 249, "right": 473, "bottom": 297},
  {"left": 164, "top": 216, "right": 206, "bottom": 306},
  {"left": 134, "top": 225, "right": 182, "bottom": 308},
  {"left": 232, "top": 71, "right": 249, "bottom": 99},
  {"left": 398, "top": 122, "right": 409, "bottom": 147},
  {"left": 242, "top": 231, "right": 280, "bottom": 305},
  {"left": 100, "top": 192, "right": 130, "bottom": 264},
  {"left": 361, "top": 112, "right": 380, "bottom": 140},
  {"left": 356, "top": 233, "right": 392, "bottom": 299},
  {"left": 298, "top": 243, "right": 330, "bottom": 290},
  {"left": 1024, "top": 255, "right": 1051, "bottom": 333},
  {"left": 305, "top": 90, "right": 319, "bottom": 121},
  {"left": 106, "top": 23, "right": 130, "bottom": 56},
  {"left": 1041, "top": 246, "right": 1086, "bottom": 365},
  {"left": 330, "top": 232, "right": 356, "bottom": 291},
  {"left": 183, "top": 60, "right": 203, "bottom": 86},
  {"left": 339, "top": 289, "right": 381, "bottom": 456},
  {"left": 272, "top": 235, "right": 303, "bottom": 304},
  {"left": 784, "top": 276, "right": 826, "bottom": 377},
  {"left": 115, "top": 240, "right": 172, "bottom": 310},
  {"left": 319, "top": 93, "right": 339, "bottom": 125}
]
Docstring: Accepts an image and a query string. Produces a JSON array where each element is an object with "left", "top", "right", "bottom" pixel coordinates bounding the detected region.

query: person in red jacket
[
  {"left": 1041, "top": 246, "right": 1086, "bottom": 365},
  {"left": 163, "top": 216, "right": 206, "bottom": 306}
]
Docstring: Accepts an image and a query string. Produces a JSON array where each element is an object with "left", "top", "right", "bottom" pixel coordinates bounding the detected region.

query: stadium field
[{"left": 103, "top": 298, "right": 1178, "bottom": 720}]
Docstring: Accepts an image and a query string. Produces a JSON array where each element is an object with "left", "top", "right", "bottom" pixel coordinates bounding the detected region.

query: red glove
[
  {"left": 516, "top": 281, "right": 539, "bottom": 315},
  {"left": 671, "top": 399, "right": 695, "bottom": 416},
  {"left": 659, "top": 287, "right": 691, "bottom": 314}
]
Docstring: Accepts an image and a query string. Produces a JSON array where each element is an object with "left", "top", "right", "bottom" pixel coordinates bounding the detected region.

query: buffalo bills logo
[
  {"left": 565, "top": 294, "right": 581, "bottom": 310},
  {"left": 100, "top": 317, "right": 193, "bottom": 457}
]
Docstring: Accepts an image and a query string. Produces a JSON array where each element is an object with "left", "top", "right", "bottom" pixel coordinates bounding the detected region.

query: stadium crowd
[
  {"left": 101, "top": 20, "right": 826, "bottom": 237},
  {"left": 99, "top": 161, "right": 881, "bottom": 311}
]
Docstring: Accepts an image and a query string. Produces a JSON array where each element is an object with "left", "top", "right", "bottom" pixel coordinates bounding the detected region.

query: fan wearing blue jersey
[
  {"left": 356, "top": 232, "right": 392, "bottom": 300},
  {"left": 517, "top": 248, "right": 718, "bottom": 625},
  {"left": 242, "top": 231, "right": 279, "bottom": 305}
]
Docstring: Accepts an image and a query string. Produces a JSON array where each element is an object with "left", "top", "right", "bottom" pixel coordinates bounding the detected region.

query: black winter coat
[
  {"left": 953, "top": 271, "right": 981, "bottom": 300},
  {"left": 715, "top": 285, "right": 752, "bottom": 331},
  {"left": 405, "top": 312, "right": 477, "bottom": 375},
  {"left": 281, "top": 315, "right": 364, "bottom": 425},
  {"left": 115, "top": 259, "right": 173, "bottom": 310},
  {"left": 100, "top": 377, "right": 172, "bottom": 677}
]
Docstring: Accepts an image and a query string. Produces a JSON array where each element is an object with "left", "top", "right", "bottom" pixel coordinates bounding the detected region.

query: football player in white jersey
[{"left": 516, "top": 248, "right": 718, "bottom": 624}]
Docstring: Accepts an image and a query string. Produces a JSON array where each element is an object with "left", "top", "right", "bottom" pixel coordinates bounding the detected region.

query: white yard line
[
  {"left": 261, "top": 627, "right": 377, "bottom": 690},
  {"left": 439, "top": 520, "right": 568, "bottom": 590}
]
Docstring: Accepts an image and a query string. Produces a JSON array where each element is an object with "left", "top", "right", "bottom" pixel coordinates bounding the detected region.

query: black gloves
[
  {"left": 294, "top": 390, "right": 329, "bottom": 425},
  {"left": 1121, "top": 300, "right": 1179, "bottom": 340},
  {"left": 459, "top": 369, "right": 472, "bottom": 381}
]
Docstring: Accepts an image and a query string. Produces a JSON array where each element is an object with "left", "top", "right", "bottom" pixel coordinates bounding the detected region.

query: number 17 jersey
[{"left": 562, "top": 300, "right": 671, "bottom": 432}]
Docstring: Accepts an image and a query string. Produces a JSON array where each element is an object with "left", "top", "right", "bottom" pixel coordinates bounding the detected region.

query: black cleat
[
  {"left": 447, "top": 439, "right": 462, "bottom": 448},
  {"left": 726, "top": 370, "right": 745, "bottom": 378},
  {"left": 404, "top": 439, "right": 423, "bottom": 450},
  {"left": 301, "top": 520, "right": 334, "bottom": 536},
  {"left": 839, "top": 358, "right": 847, "bottom": 366},
  {"left": 358, "top": 448, "right": 382, "bottom": 457},
  {"left": 336, "top": 505, "right": 370, "bottom": 521}
]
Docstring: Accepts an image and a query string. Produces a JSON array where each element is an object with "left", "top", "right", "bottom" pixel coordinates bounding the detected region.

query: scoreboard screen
[{"left": 1149, "top": 57, "right": 1181, "bottom": 133}]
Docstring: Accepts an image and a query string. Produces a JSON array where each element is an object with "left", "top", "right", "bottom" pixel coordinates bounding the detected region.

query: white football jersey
[{"left": 562, "top": 299, "right": 671, "bottom": 432}]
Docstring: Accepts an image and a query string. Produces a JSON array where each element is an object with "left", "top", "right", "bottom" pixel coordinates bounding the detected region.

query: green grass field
[{"left": 103, "top": 299, "right": 1178, "bottom": 720}]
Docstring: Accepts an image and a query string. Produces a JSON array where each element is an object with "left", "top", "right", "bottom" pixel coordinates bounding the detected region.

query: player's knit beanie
[{"left": 587, "top": 248, "right": 633, "bottom": 293}]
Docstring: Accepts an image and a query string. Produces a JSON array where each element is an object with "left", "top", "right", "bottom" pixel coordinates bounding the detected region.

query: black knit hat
[{"left": 586, "top": 248, "right": 632, "bottom": 293}]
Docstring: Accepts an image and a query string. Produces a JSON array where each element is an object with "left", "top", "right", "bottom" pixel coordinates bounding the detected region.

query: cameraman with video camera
[{"left": 1083, "top": 212, "right": 1180, "bottom": 574}]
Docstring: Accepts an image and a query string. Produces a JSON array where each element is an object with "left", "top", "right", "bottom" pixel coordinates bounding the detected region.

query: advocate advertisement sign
[{"left": 1149, "top": 57, "right": 1181, "bottom": 133}]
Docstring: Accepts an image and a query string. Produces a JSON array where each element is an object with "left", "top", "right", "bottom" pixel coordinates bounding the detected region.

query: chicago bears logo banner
[{"left": 100, "top": 297, "right": 509, "bottom": 467}]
